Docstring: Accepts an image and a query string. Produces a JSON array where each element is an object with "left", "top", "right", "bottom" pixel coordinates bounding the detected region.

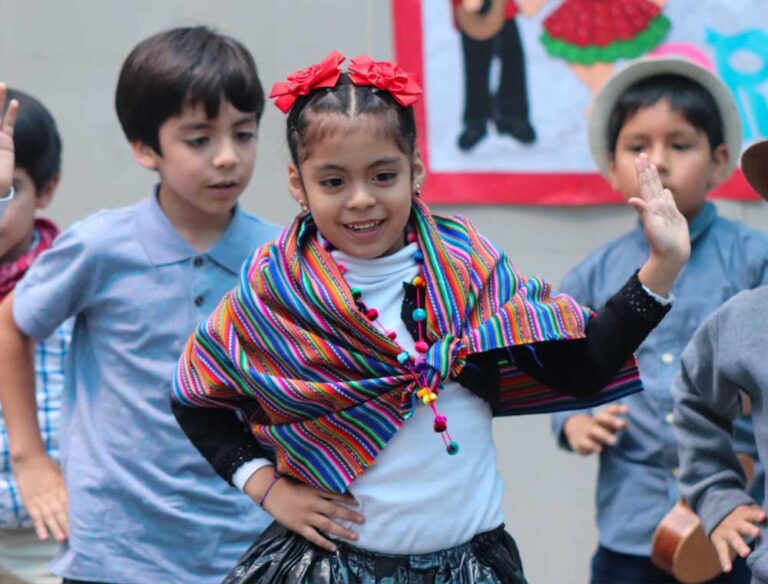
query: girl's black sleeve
[
  {"left": 171, "top": 399, "right": 272, "bottom": 485},
  {"left": 454, "top": 270, "right": 671, "bottom": 401}
]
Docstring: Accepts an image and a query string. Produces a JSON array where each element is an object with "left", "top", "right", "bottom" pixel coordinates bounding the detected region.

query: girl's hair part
[{"left": 285, "top": 74, "right": 417, "bottom": 166}]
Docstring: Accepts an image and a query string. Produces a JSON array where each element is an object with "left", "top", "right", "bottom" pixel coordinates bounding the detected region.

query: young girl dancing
[{"left": 171, "top": 51, "right": 690, "bottom": 583}]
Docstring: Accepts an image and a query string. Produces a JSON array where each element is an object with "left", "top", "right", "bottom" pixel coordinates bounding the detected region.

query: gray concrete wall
[{"left": 2, "top": 1, "right": 767, "bottom": 582}]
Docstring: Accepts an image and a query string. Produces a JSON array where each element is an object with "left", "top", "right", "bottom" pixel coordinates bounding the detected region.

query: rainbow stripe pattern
[{"left": 173, "top": 199, "right": 641, "bottom": 493}]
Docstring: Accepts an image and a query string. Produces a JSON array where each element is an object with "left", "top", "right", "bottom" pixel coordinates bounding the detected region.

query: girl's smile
[{"left": 288, "top": 114, "right": 425, "bottom": 259}]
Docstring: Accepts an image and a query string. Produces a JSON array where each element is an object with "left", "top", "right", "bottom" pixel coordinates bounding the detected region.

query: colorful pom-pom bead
[
  {"left": 433, "top": 418, "right": 447, "bottom": 432},
  {"left": 337, "top": 264, "right": 347, "bottom": 274},
  {"left": 386, "top": 330, "right": 397, "bottom": 340},
  {"left": 417, "top": 388, "right": 429, "bottom": 398},
  {"left": 412, "top": 308, "right": 427, "bottom": 322},
  {"left": 422, "top": 392, "right": 437, "bottom": 405},
  {"left": 447, "top": 441, "right": 460, "bottom": 455},
  {"left": 414, "top": 340, "right": 429, "bottom": 354},
  {"left": 412, "top": 251, "right": 424, "bottom": 262},
  {"left": 366, "top": 308, "right": 379, "bottom": 320},
  {"left": 397, "top": 352, "right": 411, "bottom": 364},
  {"left": 351, "top": 287, "right": 361, "bottom": 298},
  {"left": 406, "top": 231, "right": 417, "bottom": 243},
  {"left": 412, "top": 276, "right": 425, "bottom": 287}
]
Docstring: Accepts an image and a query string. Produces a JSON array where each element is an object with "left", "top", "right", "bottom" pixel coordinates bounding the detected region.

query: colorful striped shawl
[{"left": 173, "top": 199, "right": 641, "bottom": 493}]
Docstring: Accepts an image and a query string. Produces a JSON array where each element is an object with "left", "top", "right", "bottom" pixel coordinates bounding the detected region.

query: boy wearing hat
[
  {"left": 551, "top": 57, "right": 768, "bottom": 582},
  {"left": 672, "top": 139, "right": 768, "bottom": 582}
]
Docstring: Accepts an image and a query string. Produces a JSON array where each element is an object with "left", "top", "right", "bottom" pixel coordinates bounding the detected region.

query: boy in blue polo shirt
[
  {"left": 0, "top": 27, "right": 279, "bottom": 583},
  {"left": 551, "top": 57, "right": 768, "bottom": 583}
]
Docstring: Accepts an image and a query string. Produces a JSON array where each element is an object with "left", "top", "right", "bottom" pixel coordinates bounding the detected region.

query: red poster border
[{"left": 391, "top": 0, "right": 756, "bottom": 205}]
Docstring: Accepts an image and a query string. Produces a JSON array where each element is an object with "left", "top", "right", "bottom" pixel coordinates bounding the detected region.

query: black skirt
[{"left": 223, "top": 522, "right": 528, "bottom": 584}]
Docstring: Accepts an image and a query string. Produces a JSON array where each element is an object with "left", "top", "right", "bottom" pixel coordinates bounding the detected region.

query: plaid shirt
[{"left": 0, "top": 319, "right": 72, "bottom": 528}]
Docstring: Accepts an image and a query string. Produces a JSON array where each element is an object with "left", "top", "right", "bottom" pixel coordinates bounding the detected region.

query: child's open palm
[
  {"left": 0, "top": 83, "right": 19, "bottom": 196},
  {"left": 630, "top": 154, "right": 690, "bottom": 266}
]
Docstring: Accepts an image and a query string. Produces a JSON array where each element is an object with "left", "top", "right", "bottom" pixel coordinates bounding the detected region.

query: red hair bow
[
  {"left": 269, "top": 51, "right": 345, "bottom": 114},
  {"left": 347, "top": 55, "right": 422, "bottom": 107}
]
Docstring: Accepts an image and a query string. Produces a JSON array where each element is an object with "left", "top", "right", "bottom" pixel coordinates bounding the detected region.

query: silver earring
[{"left": 299, "top": 200, "right": 309, "bottom": 213}]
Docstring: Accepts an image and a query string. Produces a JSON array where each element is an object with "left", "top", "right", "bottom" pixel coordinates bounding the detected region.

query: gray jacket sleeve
[{"left": 672, "top": 307, "right": 755, "bottom": 535}]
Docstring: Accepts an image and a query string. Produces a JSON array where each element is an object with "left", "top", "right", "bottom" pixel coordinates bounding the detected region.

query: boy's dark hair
[
  {"left": 607, "top": 74, "right": 724, "bottom": 157},
  {"left": 286, "top": 74, "right": 417, "bottom": 167},
  {"left": 115, "top": 26, "right": 264, "bottom": 153},
  {"left": 7, "top": 89, "right": 62, "bottom": 193}
]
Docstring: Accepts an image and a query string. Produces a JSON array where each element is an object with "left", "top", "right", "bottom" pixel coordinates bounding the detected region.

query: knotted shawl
[
  {"left": 173, "top": 199, "right": 640, "bottom": 493},
  {"left": 0, "top": 218, "right": 59, "bottom": 301}
]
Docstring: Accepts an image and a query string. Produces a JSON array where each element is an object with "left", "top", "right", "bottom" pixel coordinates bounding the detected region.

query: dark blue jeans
[{"left": 590, "top": 546, "right": 751, "bottom": 584}]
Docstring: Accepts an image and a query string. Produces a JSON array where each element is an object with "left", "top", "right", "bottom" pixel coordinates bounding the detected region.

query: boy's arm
[
  {"left": 0, "top": 292, "right": 68, "bottom": 541},
  {"left": 672, "top": 310, "right": 757, "bottom": 536}
]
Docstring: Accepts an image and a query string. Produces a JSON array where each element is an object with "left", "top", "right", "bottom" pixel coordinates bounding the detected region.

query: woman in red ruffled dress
[{"left": 540, "top": 0, "right": 669, "bottom": 95}]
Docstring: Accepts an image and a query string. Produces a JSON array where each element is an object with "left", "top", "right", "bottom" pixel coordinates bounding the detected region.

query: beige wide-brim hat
[
  {"left": 588, "top": 57, "right": 742, "bottom": 179},
  {"left": 742, "top": 140, "right": 768, "bottom": 200}
]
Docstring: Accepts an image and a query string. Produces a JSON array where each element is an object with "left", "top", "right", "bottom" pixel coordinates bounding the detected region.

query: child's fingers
[
  {"left": 587, "top": 422, "right": 618, "bottom": 446},
  {"left": 713, "top": 537, "right": 733, "bottom": 572},
  {"left": 603, "top": 403, "right": 629, "bottom": 415},
  {"left": 322, "top": 500, "right": 364, "bottom": 524},
  {"left": 1, "top": 99, "right": 19, "bottom": 137},
  {"left": 594, "top": 409, "right": 627, "bottom": 431},
  {"left": 737, "top": 520, "right": 761, "bottom": 540},
  {"left": 743, "top": 507, "right": 767, "bottom": 524},
  {"left": 576, "top": 436, "right": 602, "bottom": 454},
  {"left": 627, "top": 198, "right": 647, "bottom": 217},
  {"left": 41, "top": 503, "right": 67, "bottom": 542},
  {"left": 310, "top": 512, "right": 358, "bottom": 542},
  {"left": 322, "top": 491, "right": 359, "bottom": 507},
  {"left": 300, "top": 524, "right": 339, "bottom": 553},
  {"left": 315, "top": 500, "right": 364, "bottom": 523},
  {"left": 27, "top": 505, "right": 50, "bottom": 541},
  {"left": 725, "top": 530, "right": 752, "bottom": 558}
]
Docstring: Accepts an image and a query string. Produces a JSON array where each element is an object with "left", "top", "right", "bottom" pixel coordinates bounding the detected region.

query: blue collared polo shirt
[{"left": 13, "top": 193, "right": 279, "bottom": 583}]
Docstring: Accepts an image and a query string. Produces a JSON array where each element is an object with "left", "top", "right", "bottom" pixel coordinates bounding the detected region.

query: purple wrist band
[{"left": 259, "top": 471, "right": 284, "bottom": 507}]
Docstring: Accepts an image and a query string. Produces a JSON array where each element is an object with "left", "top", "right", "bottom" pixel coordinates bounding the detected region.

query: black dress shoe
[
  {"left": 457, "top": 121, "right": 487, "bottom": 151},
  {"left": 495, "top": 116, "right": 536, "bottom": 144}
]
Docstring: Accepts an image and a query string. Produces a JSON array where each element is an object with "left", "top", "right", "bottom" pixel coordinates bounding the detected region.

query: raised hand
[
  {"left": 632, "top": 153, "right": 690, "bottom": 297},
  {"left": 0, "top": 83, "right": 19, "bottom": 196},
  {"left": 245, "top": 467, "right": 364, "bottom": 552}
]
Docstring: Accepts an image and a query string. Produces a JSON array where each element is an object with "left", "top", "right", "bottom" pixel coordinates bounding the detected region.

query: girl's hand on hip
[
  {"left": 245, "top": 470, "right": 364, "bottom": 552},
  {"left": 0, "top": 83, "right": 18, "bottom": 196}
]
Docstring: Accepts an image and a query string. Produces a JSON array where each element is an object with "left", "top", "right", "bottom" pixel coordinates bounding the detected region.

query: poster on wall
[{"left": 392, "top": 0, "right": 768, "bottom": 204}]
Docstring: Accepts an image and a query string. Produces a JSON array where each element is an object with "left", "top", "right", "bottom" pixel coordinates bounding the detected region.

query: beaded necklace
[{"left": 327, "top": 229, "right": 460, "bottom": 456}]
